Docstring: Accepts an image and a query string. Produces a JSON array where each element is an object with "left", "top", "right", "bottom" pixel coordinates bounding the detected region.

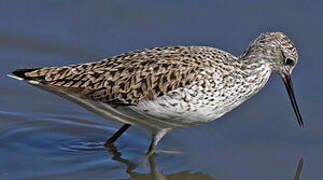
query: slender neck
[
  {"left": 239, "top": 45, "right": 273, "bottom": 73},
  {"left": 238, "top": 52, "right": 272, "bottom": 96},
  {"left": 239, "top": 43, "right": 277, "bottom": 72}
]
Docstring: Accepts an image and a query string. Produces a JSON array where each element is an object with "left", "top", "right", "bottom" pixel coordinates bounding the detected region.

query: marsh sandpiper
[{"left": 9, "top": 32, "right": 303, "bottom": 156}]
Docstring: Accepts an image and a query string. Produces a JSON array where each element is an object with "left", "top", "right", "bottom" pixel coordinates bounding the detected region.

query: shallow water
[{"left": 1, "top": 0, "right": 323, "bottom": 179}]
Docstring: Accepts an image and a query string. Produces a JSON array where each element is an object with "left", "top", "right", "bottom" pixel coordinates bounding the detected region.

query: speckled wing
[{"left": 14, "top": 46, "right": 230, "bottom": 106}]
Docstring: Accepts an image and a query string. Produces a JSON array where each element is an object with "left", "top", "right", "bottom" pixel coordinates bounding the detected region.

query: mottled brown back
[{"left": 20, "top": 46, "right": 236, "bottom": 105}]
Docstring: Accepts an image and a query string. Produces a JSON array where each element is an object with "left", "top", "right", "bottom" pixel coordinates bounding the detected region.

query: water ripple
[
  {"left": 0, "top": 112, "right": 145, "bottom": 155},
  {"left": 58, "top": 139, "right": 106, "bottom": 153}
]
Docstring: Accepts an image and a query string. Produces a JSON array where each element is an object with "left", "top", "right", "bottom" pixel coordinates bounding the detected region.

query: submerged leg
[
  {"left": 146, "top": 129, "right": 169, "bottom": 156},
  {"left": 105, "top": 124, "right": 131, "bottom": 145}
]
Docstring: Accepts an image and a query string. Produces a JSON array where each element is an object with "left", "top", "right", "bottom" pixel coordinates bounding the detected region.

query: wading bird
[{"left": 9, "top": 32, "right": 303, "bottom": 156}]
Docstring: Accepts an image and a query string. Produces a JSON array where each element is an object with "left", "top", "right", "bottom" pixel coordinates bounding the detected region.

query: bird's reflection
[
  {"left": 294, "top": 158, "right": 304, "bottom": 180},
  {"left": 105, "top": 144, "right": 216, "bottom": 180},
  {"left": 106, "top": 144, "right": 304, "bottom": 180}
]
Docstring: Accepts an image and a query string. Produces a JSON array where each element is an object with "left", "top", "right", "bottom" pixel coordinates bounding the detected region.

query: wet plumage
[{"left": 10, "top": 32, "right": 303, "bottom": 155}]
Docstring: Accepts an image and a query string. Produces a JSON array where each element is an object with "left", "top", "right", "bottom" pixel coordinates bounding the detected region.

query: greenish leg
[{"left": 146, "top": 129, "right": 169, "bottom": 156}]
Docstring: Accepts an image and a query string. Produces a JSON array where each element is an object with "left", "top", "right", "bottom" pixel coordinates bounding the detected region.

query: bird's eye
[{"left": 285, "top": 58, "right": 295, "bottom": 66}]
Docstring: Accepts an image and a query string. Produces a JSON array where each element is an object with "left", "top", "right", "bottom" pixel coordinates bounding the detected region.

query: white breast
[{"left": 131, "top": 65, "right": 272, "bottom": 127}]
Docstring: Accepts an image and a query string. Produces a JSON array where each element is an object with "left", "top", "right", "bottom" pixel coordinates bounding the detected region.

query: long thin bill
[{"left": 282, "top": 75, "right": 304, "bottom": 127}]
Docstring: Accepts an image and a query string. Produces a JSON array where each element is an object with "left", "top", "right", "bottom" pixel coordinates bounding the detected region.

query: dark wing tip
[{"left": 11, "top": 68, "right": 40, "bottom": 80}]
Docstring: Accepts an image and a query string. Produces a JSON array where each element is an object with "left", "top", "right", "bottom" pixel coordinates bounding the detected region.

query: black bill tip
[{"left": 282, "top": 74, "right": 304, "bottom": 127}]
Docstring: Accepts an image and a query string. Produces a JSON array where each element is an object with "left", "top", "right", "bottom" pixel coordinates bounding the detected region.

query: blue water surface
[{"left": 0, "top": 1, "right": 322, "bottom": 179}]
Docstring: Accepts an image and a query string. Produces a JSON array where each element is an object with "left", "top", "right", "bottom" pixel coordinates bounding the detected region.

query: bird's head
[{"left": 244, "top": 32, "right": 303, "bottom": 127}]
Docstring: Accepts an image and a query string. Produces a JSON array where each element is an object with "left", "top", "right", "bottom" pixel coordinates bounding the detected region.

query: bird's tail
[{"left": 8, "top": 68, "right": 43, "bottom": 84}]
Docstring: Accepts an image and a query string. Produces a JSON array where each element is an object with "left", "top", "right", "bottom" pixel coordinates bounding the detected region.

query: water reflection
[
  {"left": 294, "top": 158, "right": 304, "bottom": 180},
  {"left": 107, "top": 143, "right": 304, "bottom": 180},
  {"left": 106, "top": 144, "right": 216, "bottom": 180}
]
